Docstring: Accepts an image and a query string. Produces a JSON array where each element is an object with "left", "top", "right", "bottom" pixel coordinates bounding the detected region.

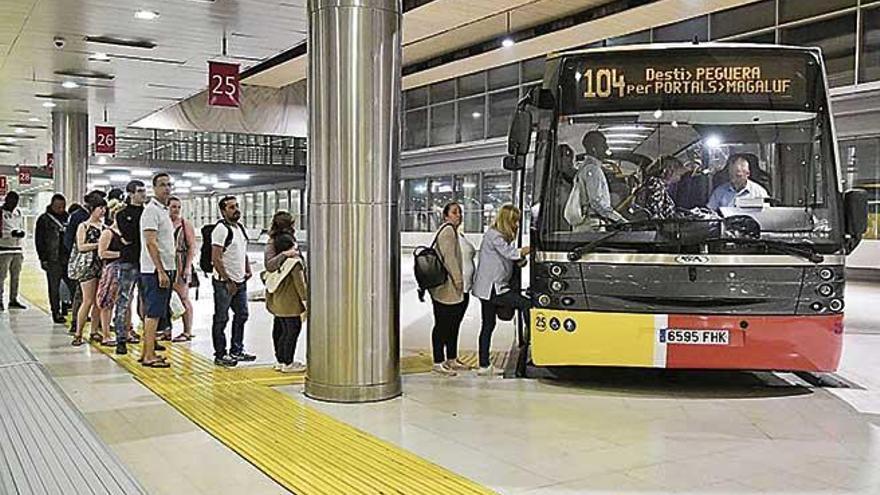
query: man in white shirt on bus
[
  {"left": 211, "top": 196, "right": 254, "bottom": 367},
  {"left": 707, "top": 154, "right": 769, "bottom": 210}
]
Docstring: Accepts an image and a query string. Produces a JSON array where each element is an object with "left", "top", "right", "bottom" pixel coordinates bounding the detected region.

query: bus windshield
[{"left": 537, "top": 47, "right": 842, "bottom": 253}]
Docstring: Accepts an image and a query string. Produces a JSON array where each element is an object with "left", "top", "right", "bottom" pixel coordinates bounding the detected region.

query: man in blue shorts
[{"left": 139, "top": 173, "right": 176, "bottom": 368}]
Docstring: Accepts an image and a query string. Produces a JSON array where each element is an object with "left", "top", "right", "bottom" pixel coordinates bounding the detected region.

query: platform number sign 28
[
  {"left": 95, "top": 126, "right": 115, "bottom": 154},
  {"left": 208, "top": 61, "right": 241, "bottom": 107}
]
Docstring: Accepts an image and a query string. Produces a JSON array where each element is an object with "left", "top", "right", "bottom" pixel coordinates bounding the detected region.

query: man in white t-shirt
[
  {"left": 139, "top": 173, "right": 176, "bottom": 368},
  {"left": 211, "top": 196, "right": 254, "bottom": 367}
]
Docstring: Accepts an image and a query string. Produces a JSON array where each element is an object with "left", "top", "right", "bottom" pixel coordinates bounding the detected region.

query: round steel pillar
[
  {"left": 305, "top": 0, "right": 402, "bottom": 402},
  {"left": 51, "top": 111, "right": 89, "bottom": 203}
]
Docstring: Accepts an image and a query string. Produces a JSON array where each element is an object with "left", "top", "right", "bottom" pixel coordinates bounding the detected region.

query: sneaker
[
  {"left": 214, "top": 354, "right": 238, "bottom": 367},
  {"left": 446, "top": 358, "right": 472, "bottom": 371},
  {"left": 8, "top": 300, "right": 27, "bottom": 310},
  {"left": 280, "top": 362, "right": 306, "bottom": 373},
  {"left": 432, "top": 363, "right": 457, "bottom": 376},
  {"left": 476, "top": 365, "right": 503, "bottom": 376},
  {"left": 52, "top": 314, "right": 66, "bottom": 324},
  {"left": 115, "top": 344, "right": 128, "bottom": 356},
  {"left": 230, "top": 351, "right": 256, "bottom": 362}
]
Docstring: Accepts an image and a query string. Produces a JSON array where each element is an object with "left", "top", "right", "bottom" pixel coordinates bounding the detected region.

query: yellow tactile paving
[{"left": 19, "top": 264, "right": 497, "bottom": 494}]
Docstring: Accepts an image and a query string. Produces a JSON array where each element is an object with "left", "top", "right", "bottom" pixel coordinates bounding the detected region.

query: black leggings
[
  {"left": 272, "top": 316, "right": 303, "bottom": 365},
  {"left": 431, "top": 294, "right": 469, "bottom": 364},
  {"left": 479, "top": 290, "right": 531, "bottom": 368}
]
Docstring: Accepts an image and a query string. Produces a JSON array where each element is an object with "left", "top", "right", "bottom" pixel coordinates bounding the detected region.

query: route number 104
[{"left": 583, "top": 68, "right": 626, "bottom": 98}]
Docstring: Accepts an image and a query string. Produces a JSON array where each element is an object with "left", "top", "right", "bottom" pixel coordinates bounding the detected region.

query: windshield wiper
[
  {"left": 568, "top": 230, "right": 623, "bottom": 261},
  {"left": 705, "top": 237, "right": 824, "bottom": 263}
]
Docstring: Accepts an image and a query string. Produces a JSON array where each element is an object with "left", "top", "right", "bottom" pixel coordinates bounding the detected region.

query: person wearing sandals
[
  {"left": 138, "top": 173, "right": 176, "bottom": 369},
  {"left": 70, "top": 195, "right": 106, "bottom": 347},
  {"left": 95, "top": 200, "right": 127, "bottom": 346},
  {"left": 471, "top": 204, "right": 531, "bottom": 376},
  {"left": 263, "top": 211, "right": 307, "bottom": 373},
  {"left": 168, "top": 196, "right": 196, "bottom": 343},
  {"left": 427, "top": 202, "right": 476, "bottom": 376}
]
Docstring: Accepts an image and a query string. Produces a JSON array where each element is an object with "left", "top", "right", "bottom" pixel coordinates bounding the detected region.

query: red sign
[
  {"left": 18, "top": 168, "right": 31, "bottom": 185},
  {"left": 208, "top": 61, "right": 241, "bottom": 107},
  {"left": 95, "top": 126, "right": 116, "bottom": 154},
  {"left": 46, "top": 152, "right": 54, "bottom": 174},
  {"left": 0, "top": 176, "right": 7, "bottom": 195}
]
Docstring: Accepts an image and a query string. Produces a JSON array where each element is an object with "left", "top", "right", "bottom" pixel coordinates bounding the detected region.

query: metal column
[
  {"left": 305, "top": 0, "right": 402, "bottom": 402},
  {"left": 51, "top": 112, "right": 89, "bottom": 203}
]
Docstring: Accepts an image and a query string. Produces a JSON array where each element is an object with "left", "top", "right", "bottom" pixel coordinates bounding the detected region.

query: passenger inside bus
[{"left": 564, "top": 130, "right": 627, "bottom": 231}]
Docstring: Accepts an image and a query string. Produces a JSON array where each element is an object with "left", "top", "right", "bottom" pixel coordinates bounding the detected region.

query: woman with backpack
[
  {"left": 472, "top": 204, "right": 530, "bottom": 376},
  {"left": 169, "top": 197, "right": 196, "bottom": 342},
  {"left": 263, "top": 211, "right": 307, "bottom": 373},
  {"left": 427, "top": 202, "right": 476, "bottom": 376}
]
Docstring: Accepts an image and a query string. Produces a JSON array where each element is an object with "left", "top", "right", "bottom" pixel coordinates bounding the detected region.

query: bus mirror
[
  {"left": 507, "top": 109, "right": 532, "bottom": 157},
  {"left": 844, "top": 189, "right": 868, "bottom": 238},
  {"left": 526, "top": 86, "right": 555, "bottom": 109},
  {"left": 503, "top": 155, "right": 525, "bottom": 171}
]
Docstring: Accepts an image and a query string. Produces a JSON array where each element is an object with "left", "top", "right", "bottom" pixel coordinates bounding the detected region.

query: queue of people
[{"left": 30, "top": 174, "right": 534, "bottom": 377}]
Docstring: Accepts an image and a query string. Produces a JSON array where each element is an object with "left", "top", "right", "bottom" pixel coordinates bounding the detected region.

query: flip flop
[
  {"left": 171, "top": 333, "right": 193, "bottom": 343},
  {"left": 141, "top": 359, "right": 170, "bottom": 368},
  {"left": 71, "top": 337, "right": 84, "bottom": 347},
  {"left": 100, "top": 339, "right": 117, "bottom": 347},
  {"left": 127, "top": 333, "right": 141, "bottom": 344},
  {"left": 137, "top": 355, "right": 167, "bottom": 364},
  {"left": 158, "top": 332, "right": 172, "bottom": 342}
]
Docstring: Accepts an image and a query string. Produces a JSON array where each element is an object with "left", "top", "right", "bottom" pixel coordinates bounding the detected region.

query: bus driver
[{"left": 706, "top": 153, "right": 768, "bottom": 210}]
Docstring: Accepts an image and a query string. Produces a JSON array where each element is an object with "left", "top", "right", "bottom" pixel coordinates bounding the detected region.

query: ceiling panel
[{"left": 0, "top": 0, "right": 308, "bottom": 165}]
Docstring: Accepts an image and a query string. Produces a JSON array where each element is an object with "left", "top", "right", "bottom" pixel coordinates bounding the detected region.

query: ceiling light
[
  {"left": 183, "top": 171, "right": 204, "bottom": 178},
  {"left": 93, "top": 179, "right": 110, "bottom": 186},
  {"left": 42, "top": 102, "right": 56, "bottom": 108},
  {"left": 705, "top": 135, "right": 722, "bottom": 148},
  {"left": 671, "top": 121, "right": 679, "bottom": 128},
  {"left": 62, "top": 81, "right": 79, "bottom": 89},
  {"left": 27, "top": 117, "right": 39, "bottom": 123},
  {"left": 5, "top": 137, "right": 16, "bottom": 143},
  {"left": 199, "top": 175, "right": 217, "bottom": 185},
  {"left": 502, "top": 38, "right": 515, "bottom": 48},
  {"left": 90, "top": 52, "right": 110, "bottom": 61},
  {"left": 192, "top": 185, "right": 207, "bottom": 191},
  {"left": 88, "top": 167, "right": 104, "bottom": 175},
  {"left": 228, "top": 173, "right": 250, "bottom": 181},
  {"left": 653, "top": 109, "right": 663, "bottom": 119},
  {"left": 134, "top": 10, "right": 160, "bottom": 20},
  {"left": 14, "top": 128, "right": 25, "bottom": 134},
  {"left": 131, "top": 169, "right": 153, "bottom": 177},
  {"left": 176, "top": 180, "right": 192, "bottom": 188},
  {"left": 96, "top": 156, "right": 107, "bottom": 164},
  {"left": 471, "top": 112, "right": 482, "bottom": 119},
  {"left": 109, "top": 173, "right": 131, "bottom": 182},
  {"left": 574, "top": 71, "right": 582, "bottom": 82},
  {"left": 214, "top": 182, "right": 231, "bottom": 189},
  {"left": 175, "top": 187, "right": 191, "bottom": 194}
]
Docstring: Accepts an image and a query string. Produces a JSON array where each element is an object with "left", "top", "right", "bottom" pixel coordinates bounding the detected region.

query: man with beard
[
  {"left": 210, "top": 196, "right": 254, "bottom": 367},
  {"left": 35, "top": 193, "right": 69, "bottom": 323}
]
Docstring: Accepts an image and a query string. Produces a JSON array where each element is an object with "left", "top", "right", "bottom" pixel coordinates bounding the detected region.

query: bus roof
[{"left": 549, "top": 42, "right": 822, "bottom": 61}]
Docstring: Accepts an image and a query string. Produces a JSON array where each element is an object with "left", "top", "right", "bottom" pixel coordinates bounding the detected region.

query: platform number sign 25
[
  {"left": 95, "top": 126, "right": 115, "bottom": 154},
  {"left": 208, "top": 61, "right": 241, "bottom": 107}
]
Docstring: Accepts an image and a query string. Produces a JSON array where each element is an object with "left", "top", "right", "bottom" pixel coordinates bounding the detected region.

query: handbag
[
  {"left": 413, "top": 223, "right": 453, "bottom": 292},
  {"left": 67, "top": 245, "right": 93, "bottom": 281}
]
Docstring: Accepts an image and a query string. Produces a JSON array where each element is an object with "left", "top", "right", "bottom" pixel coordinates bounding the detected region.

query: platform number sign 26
[
  {"left": 208, "top": 61, "right": 241, "bottom": 107},
  {"left": 95, "top": 126, "right": 115, "bottom": 154}
]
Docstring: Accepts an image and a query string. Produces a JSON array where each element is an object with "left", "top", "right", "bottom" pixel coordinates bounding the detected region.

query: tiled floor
[{"left": 12, "top": 252, "right": 880, "bottom": 494}]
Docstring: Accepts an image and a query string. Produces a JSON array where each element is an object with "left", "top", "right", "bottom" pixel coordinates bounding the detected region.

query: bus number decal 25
[{"left": 583, "top": 68, "right": 626, "bottom": 98}]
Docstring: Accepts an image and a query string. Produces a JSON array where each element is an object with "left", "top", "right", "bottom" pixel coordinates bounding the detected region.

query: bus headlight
[
  {"left": 537, "top": 294, "right": 551, "bottom": 307},
  {"left": 829, "top": 299, "right": 844, "bottom": 312},
  {"left": 817, "top": 284, "right": 834, "bottom": 298},
  {"left": 818, "top": 268, "right": 834, "bottom": 280},
  {"left": 550, "top": 264, "right": 564, "bottom": 277},
  {"left": 550, "top": 280, "right": 566, "bottom": 292}
]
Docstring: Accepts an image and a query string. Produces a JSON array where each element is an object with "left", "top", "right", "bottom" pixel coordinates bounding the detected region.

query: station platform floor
[{"left": 4, "top": 252, "right": 880, "bottom": 494}]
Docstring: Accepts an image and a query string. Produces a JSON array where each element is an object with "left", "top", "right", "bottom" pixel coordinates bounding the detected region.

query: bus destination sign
[{"left": 560, "top": 50, "right": 817, "bottom": 114}]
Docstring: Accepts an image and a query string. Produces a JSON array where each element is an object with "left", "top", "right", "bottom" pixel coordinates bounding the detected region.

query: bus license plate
[{"left": 660, "top": 329, "right": 729, "bottom": 345}]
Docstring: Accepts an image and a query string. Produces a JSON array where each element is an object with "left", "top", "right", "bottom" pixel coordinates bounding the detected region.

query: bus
[{"left": 504, "top": 44, "right": 868, "bottom": 373}]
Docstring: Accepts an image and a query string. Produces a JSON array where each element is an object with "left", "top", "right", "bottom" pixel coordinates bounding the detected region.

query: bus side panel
[{"left": 665, "top": 315, "right": 844, "bottom": 372}]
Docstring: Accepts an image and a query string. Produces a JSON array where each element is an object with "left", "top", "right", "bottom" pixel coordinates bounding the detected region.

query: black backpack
[
  {"left": 413, "top": 223, "right": 454, "bottom": 295},
  {"left": 199, "top": 220, "right": 248, "bottom": 275}
]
